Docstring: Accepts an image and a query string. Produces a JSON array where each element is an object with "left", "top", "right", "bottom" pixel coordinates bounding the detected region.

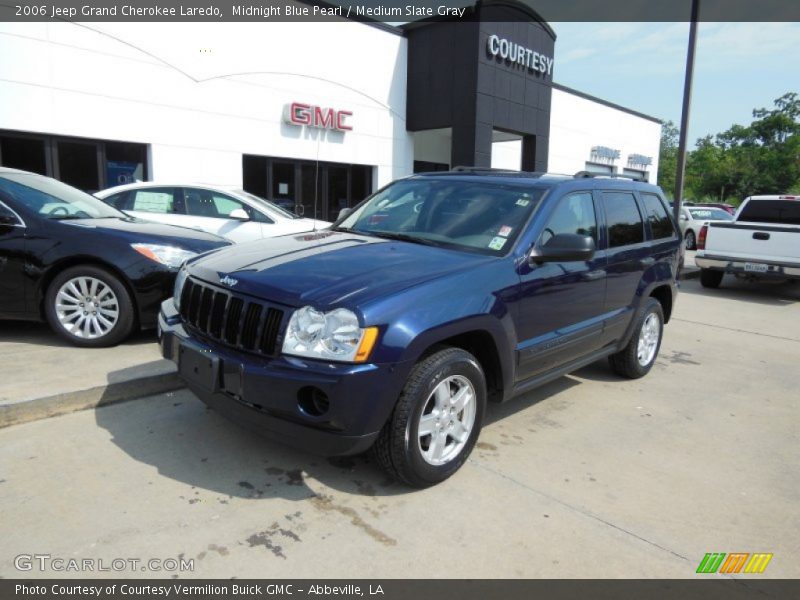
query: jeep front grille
[{"left": 179, "top": 278, "right": 285, "bottom": 357}]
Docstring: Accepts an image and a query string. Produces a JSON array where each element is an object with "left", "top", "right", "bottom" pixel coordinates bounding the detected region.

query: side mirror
[
  {"left": 529, "top": 233, "right": 595, "bottom": 264},
  {"left": 338, "top": 207, "right": 352, "bottom": 220},
  {"left": 229, "top": 208, "right": 250, "bottom": 221}
]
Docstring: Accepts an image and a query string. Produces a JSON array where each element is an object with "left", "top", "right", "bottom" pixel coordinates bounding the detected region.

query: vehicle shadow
[
  {"left": 94, "top": 366, "right": 409, "bottom": 501},
  {"left": 680, "top": 277, "right": 800, "bottom": 307},
  {"left": 484, "top": 374, "right": 582, "bottom": 425},
  {"left": 94, "top": 362, "right": 594, "bottom": 500},
  {"left": 0, "top": 320, "right": 155, "bottom": 347}
]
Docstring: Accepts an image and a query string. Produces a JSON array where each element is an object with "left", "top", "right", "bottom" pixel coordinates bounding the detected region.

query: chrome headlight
[
  {"left": 131, "top": 243, "right": 197, "bottom": 268},
  {"left": 173, "top": 266, "right": 189, "bottom": 311},
  {"left": 282, "top": 306, "right": 378, "bottom": 363}
]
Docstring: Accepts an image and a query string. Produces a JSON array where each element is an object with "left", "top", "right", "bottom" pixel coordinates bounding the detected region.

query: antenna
[{"left": 312, "top": 129, "right": 321, "bottom": 232}]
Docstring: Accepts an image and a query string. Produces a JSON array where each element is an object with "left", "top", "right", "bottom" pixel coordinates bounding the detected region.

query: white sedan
[
  {"left": 678, "top": 206, "right": 733, "bottom": 250},
  {"left": 95, "top": 183, "right": 329, "bottom": 243}
]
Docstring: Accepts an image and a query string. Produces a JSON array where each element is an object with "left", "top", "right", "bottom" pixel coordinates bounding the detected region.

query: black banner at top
[{"left": 1, "top": 0, "right": 800, "bottom": 23}]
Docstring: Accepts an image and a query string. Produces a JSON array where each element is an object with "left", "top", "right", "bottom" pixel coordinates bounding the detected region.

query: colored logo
[{"left": 696, "top": 552, "right": 773, "bottom": 574}]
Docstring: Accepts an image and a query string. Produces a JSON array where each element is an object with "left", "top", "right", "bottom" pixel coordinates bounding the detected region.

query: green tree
[
  {"left": 685, "top": 93, "right": 800, "bottom": 201},
  {"left": 657, "top": 120, "right": 679, "bottom": 199}
]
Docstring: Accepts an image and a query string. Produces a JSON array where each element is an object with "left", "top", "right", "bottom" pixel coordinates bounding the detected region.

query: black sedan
[{"left": 0, "top": 167, "right": 230, "bottom": 347}]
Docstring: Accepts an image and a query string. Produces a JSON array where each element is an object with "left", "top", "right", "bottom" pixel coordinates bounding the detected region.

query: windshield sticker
[
  {"left": 488, "top": 236, "right": 507, "bottom": 251},
  {"left": 498, "top": 225, "right": 513, "bottom": 237},
  {"left": 516, "top": 198, "right": 530, "bottom": 207}
]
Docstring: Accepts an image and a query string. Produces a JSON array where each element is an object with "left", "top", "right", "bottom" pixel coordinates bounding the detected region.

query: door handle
[
  {"left": 753, "top": 232, "right": 770, "bottom": 241},
  {"left": 583, "top": 269, "right": 607, "bottom": 281}
]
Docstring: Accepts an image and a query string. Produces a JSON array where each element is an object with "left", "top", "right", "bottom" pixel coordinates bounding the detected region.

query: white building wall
[
  {"left": 0, "top": 19, "right": 413, "bottom": 188},
  {"left": 549, "top": 88, "right": 661, "bottom": 183},
  {"left": 0, "top": 21, "right": 661, "bottom": 188}
]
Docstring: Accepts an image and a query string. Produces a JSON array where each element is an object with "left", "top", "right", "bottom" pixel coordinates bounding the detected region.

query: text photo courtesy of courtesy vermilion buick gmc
[{"left": 158, "top": 170, "right": 681, "bottom": 487}]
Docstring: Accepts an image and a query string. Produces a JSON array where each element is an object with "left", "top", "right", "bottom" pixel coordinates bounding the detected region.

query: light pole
[{"left": 673, "top": 0, "right": 700, "bottom": 226}]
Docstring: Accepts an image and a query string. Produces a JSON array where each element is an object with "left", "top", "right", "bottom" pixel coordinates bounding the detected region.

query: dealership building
[{"left": 0, "top": 1, "right": 662, "bottom": 221}]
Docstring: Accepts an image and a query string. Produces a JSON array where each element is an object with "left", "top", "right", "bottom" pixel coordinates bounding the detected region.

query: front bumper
[
  {"left": 695, "top": 254, "right": 800, "bottom": 279},
  {"left": 158, "top": 300, "right": 410, "bottom": 456}
]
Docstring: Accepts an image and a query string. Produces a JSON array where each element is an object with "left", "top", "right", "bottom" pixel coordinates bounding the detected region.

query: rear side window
[
  {"left": 738, "top": 200, "right": 800, "bottom": 225},
  {"left": 641, "top": 193, "right": 676, "bottom": 239},
  {"left": 539, "top": 192, "right": 597, "bottom": 245},
  {"left": 603, "top": 192, "right": 644, "bottom": 247},
  {"left": 131, "top": 188, "right": 177, "bottom": 214}
]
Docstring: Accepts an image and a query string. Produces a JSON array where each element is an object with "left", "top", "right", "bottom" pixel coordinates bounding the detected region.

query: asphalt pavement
[{"left": 0, "top": 277, "right": 797, "bottom": 578}]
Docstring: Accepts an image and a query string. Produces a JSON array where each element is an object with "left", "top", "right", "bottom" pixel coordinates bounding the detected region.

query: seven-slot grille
[{"left": 179, "top": 277, "right": 284, "bottom": 356}]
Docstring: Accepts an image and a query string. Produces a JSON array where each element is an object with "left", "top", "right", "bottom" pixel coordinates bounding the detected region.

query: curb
[{"left": 0, "top": 372, "right": 185, "bottom": 429}]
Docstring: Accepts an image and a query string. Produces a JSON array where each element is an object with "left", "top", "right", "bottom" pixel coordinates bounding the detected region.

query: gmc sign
[{"left": 284, "top": 102, "right": 353, "bottom": 131}]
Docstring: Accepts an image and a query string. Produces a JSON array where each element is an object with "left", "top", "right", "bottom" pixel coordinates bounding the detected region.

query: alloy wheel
[
  {"left": 637, "top": 312, "right": 661, "bottom": 367},
  {"left": 55, "top": 276, "right": 120, "bottom": 339},
  {"left": 417, "top": 375, "right": 477, "bottom": 466}
]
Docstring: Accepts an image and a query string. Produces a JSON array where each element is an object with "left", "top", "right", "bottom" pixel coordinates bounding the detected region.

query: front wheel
[
  {"left": 372, "top": 347, "right": 487, "bottom": 487},
  {"left": 609, "top": 298, "right": 664, "bottom": 379},
  {"left": 45, "top": 265, "right": 135, "bottom": 347}
]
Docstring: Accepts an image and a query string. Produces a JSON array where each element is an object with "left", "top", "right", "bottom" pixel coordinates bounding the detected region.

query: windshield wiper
[
  {"left": 367, "top": 231, "right": 440, "bottom": 247},
  {"left": 49, "top": 215, "right": 87, "bottom": 220}
]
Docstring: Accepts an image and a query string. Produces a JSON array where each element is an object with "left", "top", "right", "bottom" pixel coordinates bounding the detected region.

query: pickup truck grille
[{"left": 179, "top": 278, "right": 285, "bottom": 357}]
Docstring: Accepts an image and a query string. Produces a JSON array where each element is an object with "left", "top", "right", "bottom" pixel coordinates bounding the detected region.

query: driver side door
[
  {"left": 0, "top": 199, "right": 28, "bottom": 316},
  {"left": 514, "top": 191, "right": 608, "bottom": 381}
]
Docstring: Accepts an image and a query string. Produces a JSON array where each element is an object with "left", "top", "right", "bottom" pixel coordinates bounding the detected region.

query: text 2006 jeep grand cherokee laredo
[{"left": 159, "top": 170, "right": 680, "bottom": 487}]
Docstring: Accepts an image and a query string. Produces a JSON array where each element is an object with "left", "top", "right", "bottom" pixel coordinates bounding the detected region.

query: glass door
[
  {"left": 326, "top": 166, "right": 349, "bottom": 222},
  {"left": 56, "top": 140, "right": 101, "bottom": 192}
]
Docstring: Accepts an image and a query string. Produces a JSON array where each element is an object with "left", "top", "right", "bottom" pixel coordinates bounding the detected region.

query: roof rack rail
[
  {"left": 451, "top": 166, "right": 518, "bottom": 173},
  {"left": 573, "top": 170, "right": 647, "bottom": 183}
]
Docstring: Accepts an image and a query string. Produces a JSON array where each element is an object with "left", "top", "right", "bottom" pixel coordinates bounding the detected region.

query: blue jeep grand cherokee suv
[{"left": 158, "top": 170, "right": 680, "bottom": 487}]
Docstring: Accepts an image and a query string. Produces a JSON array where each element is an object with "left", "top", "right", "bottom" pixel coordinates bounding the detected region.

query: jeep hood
[{"left": 186, "top": 230, "right": 493, "bottom": 308}]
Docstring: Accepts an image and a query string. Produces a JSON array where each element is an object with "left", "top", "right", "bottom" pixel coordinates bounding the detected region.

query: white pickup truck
[{"left": 695, "top": 195, "right": 800, "bottom": 288}]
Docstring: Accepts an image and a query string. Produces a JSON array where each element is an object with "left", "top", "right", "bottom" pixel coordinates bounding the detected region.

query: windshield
[
  {"left": 234, "top": 190, "right": 300, "bottom": 220},
  {"left": 335, "top": 178, "right": 545, "bottom": 255},
  {"left": 0, "top": 173, "right": 126, "bottom": 220},
  {"left": 688, "top": 208, "right": 733, "bottom": 221}
]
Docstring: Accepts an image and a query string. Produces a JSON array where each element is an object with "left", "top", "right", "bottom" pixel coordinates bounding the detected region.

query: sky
[{"left": 550, "top": 22, "right": 800, "bottom": 145}]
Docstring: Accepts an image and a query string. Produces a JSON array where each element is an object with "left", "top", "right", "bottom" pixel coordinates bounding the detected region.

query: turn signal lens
[{"left": 355, "top": 327, "right": 379, "bottom": 363}]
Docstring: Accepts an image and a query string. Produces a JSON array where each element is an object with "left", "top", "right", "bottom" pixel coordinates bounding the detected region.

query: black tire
[
  {"left": 372, "top": 347, "right": 487, "bottom": 488},
  {"left": 700, "top": 268, "right": 724, "bottom": 289},
  {"left": 684, "top": 230, "right": 696, "bottom": 250},
  {"left": 45, "top": 265, "right": 135, "bottom": 347},
  {"left": 609, "top": 298, "right": 664, "bottom": 379}
]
